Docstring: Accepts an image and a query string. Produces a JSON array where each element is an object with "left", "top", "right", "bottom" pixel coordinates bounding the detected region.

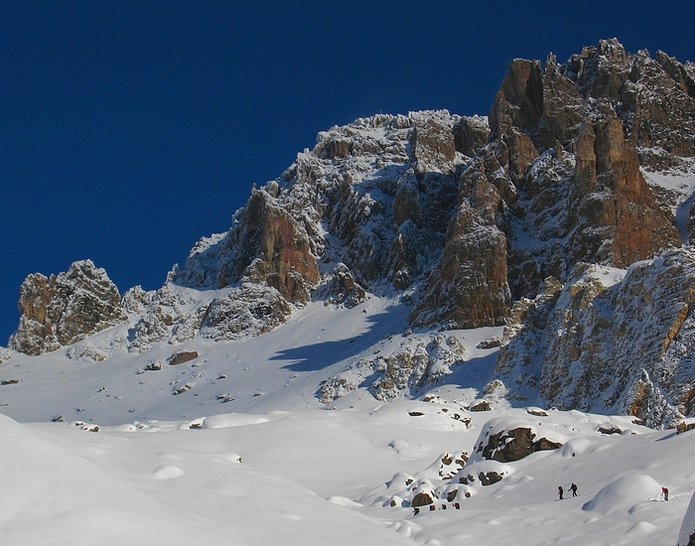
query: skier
[
  {"left": 662, "top": 486, "right": 669, "bottom": 501},
  {"left": 570, "top": 483, "right": 578, "bottom": 497},
  {"left": 558, "top": 486, "right": 564, "bottom": 500}
]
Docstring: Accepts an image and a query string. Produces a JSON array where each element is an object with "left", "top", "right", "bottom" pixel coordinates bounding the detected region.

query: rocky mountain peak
[
  {"left": 9, "top": 260, "right": 126, "bottom": 355},
  {"left": 480, "top": 39, "right": 685, "bottom": 300}
]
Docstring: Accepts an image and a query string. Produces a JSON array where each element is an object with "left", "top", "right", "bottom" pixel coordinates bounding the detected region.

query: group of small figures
[
  {"left": 412, "top": 482, "right": 671, "bottom": 516},
  {"left": 558, "top": 483, "right": 578, "bottom": 500},
  {"left": 413, "top": 502, "right": 462, "bottom": 515},
  {"left": 558, "top": 484, "right": 670, "bottom": 501}
]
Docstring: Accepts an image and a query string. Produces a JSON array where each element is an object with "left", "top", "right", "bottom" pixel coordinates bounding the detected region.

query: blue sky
[{"left": 1, "top": 1, "right": 693, "bottom": 342}]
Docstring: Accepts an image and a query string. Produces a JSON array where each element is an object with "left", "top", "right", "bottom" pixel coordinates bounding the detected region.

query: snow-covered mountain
[{"left": 2, "top": 39, "right": 695, "bottom": 545}]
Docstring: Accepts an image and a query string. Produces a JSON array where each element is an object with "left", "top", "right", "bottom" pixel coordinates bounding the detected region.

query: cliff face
[
  {"left": 496, "top": 249, "right": 695, "bottom": 427},
  {"left": 487, "top": 40, "right": 684, "bottom": 301}
]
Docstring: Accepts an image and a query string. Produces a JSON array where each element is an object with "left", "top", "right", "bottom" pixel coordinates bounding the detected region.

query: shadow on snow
[{"left": 271, "top": 303, "right": 409, "bottom": 372}]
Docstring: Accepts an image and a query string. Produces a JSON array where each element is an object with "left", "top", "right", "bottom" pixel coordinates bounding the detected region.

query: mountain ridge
[{"left": 3, "top": 38, "right": 695, "bottom": 429}]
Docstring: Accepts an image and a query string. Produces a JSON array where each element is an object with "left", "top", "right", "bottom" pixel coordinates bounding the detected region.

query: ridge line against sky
[{"left": 1, "top": 1, "right": 693, "bottom": 341}]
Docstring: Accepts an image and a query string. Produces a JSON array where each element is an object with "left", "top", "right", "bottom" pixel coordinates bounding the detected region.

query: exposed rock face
[
  {"left": 226, "top": 190, "right": 320, "bottom": 303},
  {"left": 474, "top": 426, "right": 562, "bottom": 463},
  {"left": 489, "top": 58, "right": 544, "bottom": 141},
  {"left": 496, "top": 249, "right": 695, "bottom": 427},
  {"left": 486, "top": 39, "right": 682, "bottom": 301},
  {"left": 10, "top": 260, "right": 126, "bottom": 355},
  {"left": 410, "top": 173, "right": 511, "bottom": 328},
  {"left": 177, "top": 189, "right": 320, "bottom": 304},
  {"left": 412, "top": 117, "right": 457, "bottom": 174},
  {"left": 410, "top": 134, "right": 515, "bottom": 329},
  {"left": 322, "top": 263, "right": 366, "bottom": 308},
  {"left": 453, "top": 115, "right": 490, "bottom": 157},
  {"left": 571, "top": 114, "right": 678, "bottom": 269},
  {"left": 492, "top": 40, "right": 695, "bottom": 168}
]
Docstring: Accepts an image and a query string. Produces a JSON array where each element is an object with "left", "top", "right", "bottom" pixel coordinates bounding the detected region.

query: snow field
[
  {"left": 2, "top": 401, "right": 694, "bottom": 545},
  {"left": 1, "top": 296, "right": 694, "bottom": 544}
]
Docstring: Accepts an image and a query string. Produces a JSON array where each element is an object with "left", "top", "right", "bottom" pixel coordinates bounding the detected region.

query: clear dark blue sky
[{"left": 1, "top": 1, "right": 693, "bottom": 342}]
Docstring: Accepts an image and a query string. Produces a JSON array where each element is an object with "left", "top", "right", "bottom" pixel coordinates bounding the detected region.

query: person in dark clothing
[
  {"left": 558, "top": 486, "right": 564, "bottom": 500},
  {"left": 570, "top": 483, "right": 578, "bottom": 497},
  {"left": 662, "top": 487, "right": 669, "bottom": 501}
]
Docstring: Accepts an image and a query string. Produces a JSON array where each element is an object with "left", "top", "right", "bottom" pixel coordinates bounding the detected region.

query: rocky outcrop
[
  {"left": 570, "top": 113, "right": 679, "bottom": 269},
  {"left": 486, "top": 39, "right": 682, "bottom": 301},
  {"left": 474, "top": 426, "right": 562, "bottom": 463},
  {"left": 318, "top": 334, "right": 466, "bottom": 403},
  {"left": 489, "top": 58, "right": 544, "bottom": 141},
  {"left": 199, "top": 284, "right": 292, "bottom": 341},
  {"left": 322, "top": 263, "right": 366, "bottom": 308},
  {"left": 9, "top": 260, "right": 126, "bottom": 355},
  {"left": 412, "top": 117, "right": 457, "bottom": 174},
  {"left": 181, "top": 188, "right": 320, "bottom": 304},
  {"left": 491, "top": 39, "right": 695, "bottom": 168},
  {"left": 123, "top": 284, "right": 207, "bottom": 352},
  {"left": 496, "top": 248, "right": 695, "bottom": 427},
  {"left": 453, "top": 115, "right": 489, "bottom": 157}
]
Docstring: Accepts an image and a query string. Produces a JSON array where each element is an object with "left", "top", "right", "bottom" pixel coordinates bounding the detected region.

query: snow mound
[
  {"left": 582, "top": 474, "right": 661, "bottom": 515},
  {"left": 202, "top": 412, "right": 273, "bottom": 429},
  {"left": 152, "top": 465, "right": 185, "bottom": 480}
]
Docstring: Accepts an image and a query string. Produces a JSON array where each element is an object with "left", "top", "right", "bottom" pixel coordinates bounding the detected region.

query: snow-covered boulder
[{"left": 470, "top": 416, "right": 564, "bottom": 464}]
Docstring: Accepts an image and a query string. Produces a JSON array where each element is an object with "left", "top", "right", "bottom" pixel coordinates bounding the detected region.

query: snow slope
[
  {"left": 2, "top": 404, "right": 693, "bottom": 545},
  {"left": 1, "top": 295, "right": 694, "bottom": 545}
]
